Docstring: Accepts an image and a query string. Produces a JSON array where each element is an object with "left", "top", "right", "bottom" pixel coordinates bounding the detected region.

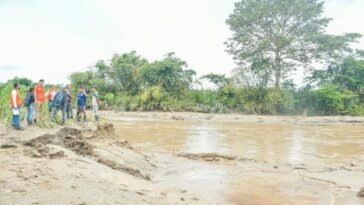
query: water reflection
[
  {"left": 288, "top": 127, "right": 304, "bottom": 164},
  {"left": 113, "top": 120, "right": 364, "bottom": 166},
  {"left": 184, "top": 122, "right": 229, "bottom": 153}
]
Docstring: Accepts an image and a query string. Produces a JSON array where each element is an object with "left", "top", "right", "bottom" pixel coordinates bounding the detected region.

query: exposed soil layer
[
  {"left": 24, "top": 127, "right": 94, "bottom": 156},
  {"left": 358, "top": 188, "right": 364, "bottom": 198},
  {"left": 177, "top": 153, "right": 237, "bottom": 161},
  {"left": 1, "top": 122, "right": 209, "bottom": 205},
  {"left": 22, "top": 125, "right": 150, "bottom": 180}
]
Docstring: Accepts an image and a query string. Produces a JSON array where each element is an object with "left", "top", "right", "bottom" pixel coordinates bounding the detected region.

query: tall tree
[
  {"left": 226, "top": 0, "right": 361, "bottom": 88},
  {"left": 139, "top": 52, "right": 196, "bottom": 95},
  {"left": 109, "top": 51, "right": 148, "bottom": 95}
]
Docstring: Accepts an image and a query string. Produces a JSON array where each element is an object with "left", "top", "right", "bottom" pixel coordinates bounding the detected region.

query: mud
[
  {"left": 1, "top": 112, "right": 364, "bottom": 205},
  {"left": 2, "top": 123, "right": 207, "bottom": 205},
  {"left": 102, "top": 110, "right": 364, "bottom": 125},
  {"left": 22, "top": 126, "right": 150, "bottom": 181},
  {"left": 96, "top": 158, "right": 151, "bottom": 180},
  {"left": 96, "top": 122, "right": 116, "bottom": 135},
  {"left": 177, "top": 153, "right": 237, "bottom": 161},
  {"left": 107, "top": 111, "right": 364, "bottom": 205},
  {"left": 358, "top": 188, "right": 364, "bottom": 198},
  {"left": 0, "top": 144, "right": 17, "bottom": 149},
  {"left": 24, "top": 127, "right": 94, "bottom": 156}
]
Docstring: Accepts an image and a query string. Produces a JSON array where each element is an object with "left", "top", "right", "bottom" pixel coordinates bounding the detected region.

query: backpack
[
  {"left": 53, "top": 92, "right": 64, "bottom": 106},
  {"left": 24, "top": 94, "right": 31, "bottom": 107}
]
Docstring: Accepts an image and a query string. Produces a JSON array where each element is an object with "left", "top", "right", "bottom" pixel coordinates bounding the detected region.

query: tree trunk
[{"left": 274, "top": 52, "right": 281, "bottom": 89}]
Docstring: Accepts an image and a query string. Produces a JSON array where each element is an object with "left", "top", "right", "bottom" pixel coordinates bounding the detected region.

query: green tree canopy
[
  {"left": 109, "top": 51, "right": 148, "bottom": 95},
  {"left": 307, "top": 51, "right": 364, "bottom": 94},
  {"left": 69, "top": 52, "right": 196, "bottom": 96},
  {"left": 200, "top": 73, "right": 229, "bottom": 89},
  {"left": 7, "top": 77, "right": 33, "bottom": 87},
  {"left": 226, "top": 0, "right": 361, "bottom": 89},
  {"left": 139, "top": 53, "right": 196, "bottom": 95}
]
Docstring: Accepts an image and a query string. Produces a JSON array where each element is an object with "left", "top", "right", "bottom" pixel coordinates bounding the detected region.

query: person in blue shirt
[
  {"left": 76, "top": 86, "right": 87, "bottom": 122},
  {"left": 24, "top": 87, "right": 36, "bottom": 126},
  {"left": 51, "top": 85, "right": 68, "bottom": 125}
]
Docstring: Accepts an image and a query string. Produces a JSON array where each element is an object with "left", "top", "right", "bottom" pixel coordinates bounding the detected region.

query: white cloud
[{"left": 0, "top": 0, "right": 363, "bottom": 86}]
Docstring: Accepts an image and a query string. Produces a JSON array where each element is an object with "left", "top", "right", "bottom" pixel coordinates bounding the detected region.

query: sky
[{"left": 0, "top": 0, "right": 363, "bottom": 85}]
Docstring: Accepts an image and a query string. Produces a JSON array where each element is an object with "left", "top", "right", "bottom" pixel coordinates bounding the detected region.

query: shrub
[
  {"left": 102, "top": 93, "right": 115, "bottom": 108},
  {"left": 140, "top": 86, "right": 165, "bottom": 111},
  {"left": 313, "top": 85, "right": 344, "bottom": 115}
]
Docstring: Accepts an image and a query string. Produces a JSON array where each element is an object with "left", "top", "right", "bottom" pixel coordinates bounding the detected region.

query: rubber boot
[
  {"left": 95, "top": 115, "right": 99, "bottom": 122},
  {"left": 83, "top": 115, "right": 86, "bottom": 122}
]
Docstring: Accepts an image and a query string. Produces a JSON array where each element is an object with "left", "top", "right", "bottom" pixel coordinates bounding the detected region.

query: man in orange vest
[
  {"left": 10, "top": 83, "right": 23, "bottom": 130},
  {"left": 34, "top": 79, "right": 45, "bottom": 123}
]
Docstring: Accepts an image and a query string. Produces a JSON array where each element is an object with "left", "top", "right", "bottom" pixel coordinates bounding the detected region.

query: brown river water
[
  {"left": 113, "top": 120, "right": 364, "bottom": 166},
  {"left": 111, "top": 116, "right": 364, "bottom": 205}
]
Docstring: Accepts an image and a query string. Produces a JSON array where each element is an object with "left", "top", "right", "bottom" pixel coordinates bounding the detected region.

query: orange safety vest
[
  {"left": 10, "top": 90, "right": 23, "bottom": 108},
  {"left": 35, "top": 85, "right": 45, "bottom": 102},
  {"left": 47, "top": 89, "right": 56, "bottom": 101}
]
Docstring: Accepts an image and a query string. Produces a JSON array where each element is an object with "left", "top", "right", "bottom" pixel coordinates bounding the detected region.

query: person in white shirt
[
  {"left": 10, "top": 83, "right": 23, "bottom": 130},
  {"left": 91, "top": 86, "right": 100, "bottom": 122}
]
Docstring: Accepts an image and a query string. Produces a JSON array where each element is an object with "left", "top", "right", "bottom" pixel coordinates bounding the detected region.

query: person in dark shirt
[
  {"left": 51, "top": 86, "right": 68, "bottom": 125},
  {"left": 65, "top": 84, "right": 74, "bottom": 119},
  {"left": 76, "top": 86, "right": 87, "bottom": 122},
  {"left": 25, "top": 87, "right": 36, "bottom": 126}
]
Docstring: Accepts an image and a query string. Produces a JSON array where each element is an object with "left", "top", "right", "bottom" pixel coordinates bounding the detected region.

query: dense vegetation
[
  {"left": 66, "top": 49, "right": 364, "bottom": 116},
  {"left": 1, "top": 0, "right": 363, "bottom": 120}
]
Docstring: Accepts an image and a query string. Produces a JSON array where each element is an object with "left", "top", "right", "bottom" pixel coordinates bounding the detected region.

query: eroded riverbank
[{"left": 1, "top": 112, "right": 364, "bottom": 205}]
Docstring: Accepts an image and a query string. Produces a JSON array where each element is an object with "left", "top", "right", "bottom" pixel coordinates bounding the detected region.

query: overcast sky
[{"left": 0, "top": 0, "right": 363, "bottom": 85}]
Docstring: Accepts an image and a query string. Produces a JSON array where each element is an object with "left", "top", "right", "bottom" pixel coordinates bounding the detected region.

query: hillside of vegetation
[{"left": 65, "top": 51, "right": 363, "bottom": 116}]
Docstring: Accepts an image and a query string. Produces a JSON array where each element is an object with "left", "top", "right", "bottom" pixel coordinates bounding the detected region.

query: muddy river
[
  {"left": 108, "top": 113, "right": 364, "bottom": 205},
  {"left": 114, "top": 120, "right": 364, "bottom": 166},
  {"left": 2, "top": 112, "right": 363, "bottom": 205}
]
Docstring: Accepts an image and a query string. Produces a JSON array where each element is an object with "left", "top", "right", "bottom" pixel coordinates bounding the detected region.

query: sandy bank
[{"left": 0, "top": 123, "right": 210, "bottom": 205}]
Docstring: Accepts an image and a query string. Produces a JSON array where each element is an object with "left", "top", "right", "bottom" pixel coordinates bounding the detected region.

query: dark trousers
[
  {"left": 12, "top": 114, "right": 21, "bottom": 129},
  {"left": 76, "top": 105, "right": 86, "bottom": 122},
  {"left": 66, "top": 101, "right": 73, "bottom": 119},
  {"left": 51, "top": 105, "right": 66, "bottom": 124},
  {"left": 48, "top": 100, "right": 53, "bottom": 112}
]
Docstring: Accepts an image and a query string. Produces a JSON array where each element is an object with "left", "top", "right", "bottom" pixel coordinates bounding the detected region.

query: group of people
[{"left": 10, "top": 79, "right": 101, "bottom": 130}]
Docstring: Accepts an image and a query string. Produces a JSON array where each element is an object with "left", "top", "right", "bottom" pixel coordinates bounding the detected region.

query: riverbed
[
  {"left": 107, "top": 112, "right": 364, "bottom": 205},
  {"left": 1, "top": 112, "right": 363, "bottom": 205}
]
